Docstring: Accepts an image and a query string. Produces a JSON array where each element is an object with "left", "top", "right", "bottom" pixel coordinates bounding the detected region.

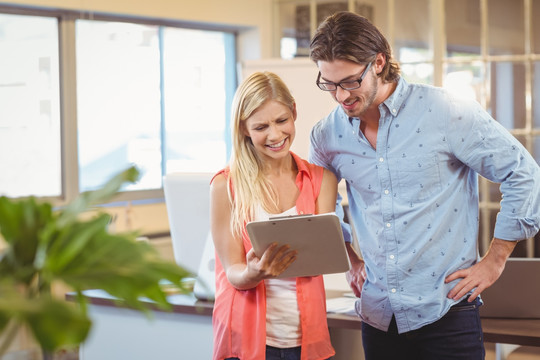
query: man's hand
[
  {"left": 345, "top": 242, "right": 366, "bottom": 297},
  {"left": 445, "top": 238, "right": 517, "bottom": 302}
]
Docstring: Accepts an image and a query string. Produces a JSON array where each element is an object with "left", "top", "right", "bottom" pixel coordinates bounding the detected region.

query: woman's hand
[{"left": 245, "top": 243, "right": 297, "bottom": 282}]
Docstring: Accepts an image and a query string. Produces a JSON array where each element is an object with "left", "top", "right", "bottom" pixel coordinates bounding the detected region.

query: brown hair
[{"left": 310, "top": 11, "right": 400, "bottom": 83}]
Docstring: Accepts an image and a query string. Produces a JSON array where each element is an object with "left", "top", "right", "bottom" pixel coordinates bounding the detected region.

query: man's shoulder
[
  {"left": 406, "top": 80, "right": 446, "bottom": 97},
  {"left": 399, "top": 80, "right": 466, "bottom": 113},
  {"left": 404, "top": 79, "right": 473, "bottom": 105}
]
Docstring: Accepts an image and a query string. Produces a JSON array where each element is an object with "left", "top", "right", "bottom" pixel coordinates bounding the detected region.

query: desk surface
[
  {"left": 70, "top": 290, "right": 540, "bottom": 347},
  {"left": 325, "top": 311, "right": 540, "bottom": 347}
]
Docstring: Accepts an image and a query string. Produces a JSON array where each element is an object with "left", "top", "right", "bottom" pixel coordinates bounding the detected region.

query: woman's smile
[{"left": 267, "top": 137, "right": 287, "bottom": 151}]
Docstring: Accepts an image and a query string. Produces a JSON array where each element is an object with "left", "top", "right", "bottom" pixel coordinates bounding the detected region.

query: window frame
[{"left": 0, "top": 4, "right": 238, "bottom": 206}]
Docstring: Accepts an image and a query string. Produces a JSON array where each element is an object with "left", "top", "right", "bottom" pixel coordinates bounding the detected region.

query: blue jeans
[
  {"left": 225, "top": 345, "right": 333, "bottom": 360},
  {"left": 362, "top": 298, "right": 485, "bottom": 360},
  {"left": 265, "top": 345, "right": 301, "bottom": 360},
  {"left": 224, "top": 346, "right": 300, "bottom": 360}
]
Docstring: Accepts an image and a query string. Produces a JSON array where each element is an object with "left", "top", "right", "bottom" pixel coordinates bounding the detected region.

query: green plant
[{"left": 0, "top": 167, "right": 194, "bottom": 358}]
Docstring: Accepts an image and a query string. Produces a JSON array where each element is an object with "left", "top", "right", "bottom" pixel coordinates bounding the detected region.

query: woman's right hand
[{"left": 245, "top": 243, "right": 297, "bottom": 282}]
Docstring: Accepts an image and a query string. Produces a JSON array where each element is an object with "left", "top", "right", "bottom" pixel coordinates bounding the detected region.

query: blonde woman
[{"left": 210, "top": 71, "right": 337, "bottom": 360}]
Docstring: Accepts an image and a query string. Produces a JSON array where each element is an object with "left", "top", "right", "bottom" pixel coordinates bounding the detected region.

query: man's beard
[{"left": 342, "top": 80, "right": 378, "bottom": 119}]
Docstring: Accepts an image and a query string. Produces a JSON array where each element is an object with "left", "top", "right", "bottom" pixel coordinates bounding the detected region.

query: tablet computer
[{"left": 246, "top": 213, "right": 351, "bottom": 278}]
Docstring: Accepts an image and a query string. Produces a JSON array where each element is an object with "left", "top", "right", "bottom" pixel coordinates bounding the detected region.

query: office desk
[
  {"left": 481, "top": 318, "right": 540, "bottom": 347},
  {"left": 68, "top": 290, "right": 214, "bottom": 360},
  {"left": 327, "top": 311, "right": 540, "bottom": 347},
  {"left": 70, "top": 290, "right": 540, "bottom": 360}
]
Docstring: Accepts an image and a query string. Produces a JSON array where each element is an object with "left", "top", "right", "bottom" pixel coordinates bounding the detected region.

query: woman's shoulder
[
  {"left": 212, "top": 167, "right": 230, "bottom": 182},
  {"left": 210, "top": 168, "right": 231, "bottom": 195},
  {"left": 292, "top": 152, "right": 322, "bottom": 171}
]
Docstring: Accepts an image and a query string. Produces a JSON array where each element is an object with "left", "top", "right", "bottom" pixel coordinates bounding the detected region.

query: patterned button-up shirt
[{"left": 309, "top": 77, "right": 540, "bottom": 333}]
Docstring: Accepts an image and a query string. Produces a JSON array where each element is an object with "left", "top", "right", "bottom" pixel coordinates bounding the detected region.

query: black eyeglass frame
[{"left": 316, "top": 61, "right": 373, "bottom": 91}]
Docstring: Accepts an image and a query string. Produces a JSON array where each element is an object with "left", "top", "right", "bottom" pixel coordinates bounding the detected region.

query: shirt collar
[
  {"left": 291, "top": 151, "right": 310, "bottom": 179},
  {"left": 381, "top": 76, "right": 408, "bottom": 117},
  {"left": 346, "top": 77, "right": 409, "bottom": 124}
]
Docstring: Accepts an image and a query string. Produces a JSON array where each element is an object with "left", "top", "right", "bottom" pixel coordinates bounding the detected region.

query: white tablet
[{"left": 246, "top": 213, "right": 351, "bottom": 278}]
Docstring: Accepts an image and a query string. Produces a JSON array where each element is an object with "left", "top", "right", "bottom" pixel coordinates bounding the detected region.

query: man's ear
[{"left": 375, "top": 52, "right": 386, "bottom": 75}]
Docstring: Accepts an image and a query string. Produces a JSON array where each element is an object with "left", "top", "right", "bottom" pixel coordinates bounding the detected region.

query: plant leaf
[
  {"left": 0, "top": 281, "right": 91, "bottom": 352},
  {"left": 57, "top": 166, "right": 139, "bottom": 227},
  {"left": 0, "top": 165, "right": 194, "bottom": 354},
  {"left": 25, "top": 299, "right": 91, "bottom": 351}
]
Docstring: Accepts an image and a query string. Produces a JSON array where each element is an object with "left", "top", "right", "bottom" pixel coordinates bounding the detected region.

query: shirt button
[
  {"left": 384, "top": 189, "right": 390, "bottom": 195},
  {"left": 389, "top": 254, "right": 395, "bottom": 260},
  {"left": 391, "top": 288, "right": 397, "bottom": 293},
  {"left": 392, "top": 109, "right": 397, "bottom": 114},
  {"left": 379, "top": 157, "right": 384, "bottom": 162},
  {"left": 386, "top": 223, "right": 391, "bottom": 228}
]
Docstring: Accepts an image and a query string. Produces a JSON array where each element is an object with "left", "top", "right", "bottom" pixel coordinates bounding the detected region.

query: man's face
[{"left": 317, "top": 59, "right": 378, "bottom": 119}]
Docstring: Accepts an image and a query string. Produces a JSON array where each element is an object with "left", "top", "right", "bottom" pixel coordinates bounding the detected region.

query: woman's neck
[{"left": 262, "top": 152, "right": 296, "bottom": 177}]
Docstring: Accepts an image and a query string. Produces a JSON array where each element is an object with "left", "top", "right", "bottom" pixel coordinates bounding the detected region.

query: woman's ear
[
  {"left": 241, "top": 122, "right": 250, "bottom": 137},
  {"left": 292, "top": 102, "right": 297, "bottom": 121}
]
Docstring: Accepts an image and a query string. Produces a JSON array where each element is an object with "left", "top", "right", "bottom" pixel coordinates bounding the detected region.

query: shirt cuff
[{"left": 494, "top": 213, "right": 540, "bottom": 241}]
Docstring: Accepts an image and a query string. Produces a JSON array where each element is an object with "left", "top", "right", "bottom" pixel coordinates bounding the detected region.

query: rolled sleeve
[{"left": 447, "top": 98, "right": 540, "bottom": 242}]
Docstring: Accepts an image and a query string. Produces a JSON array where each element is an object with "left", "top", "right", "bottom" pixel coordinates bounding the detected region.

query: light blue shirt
[{"left": 309, "top": 77, "right": 540, "bottom": 333}]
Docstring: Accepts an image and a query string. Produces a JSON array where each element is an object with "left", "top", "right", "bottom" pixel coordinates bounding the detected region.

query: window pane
[
  {"left": 488, "top": 0, "right": 525, "bottom": 55},
  {"left": 315, "top": 0, "right": 349, "bottom": 24},
  {"left": 533, "top": 0, "right": 540, "bottom": 54},
  {"left": 535, "top": 136, "right": 540, "bottom": 166},
  {"left": 478, "top": 209, "right": 497, "bottom": 255},
  {"left": 533, "top": 62, "right": 540, "bottom": 128},
  {"left": 278, "top": 0, "right": 311, "bottom": 59},
  {"left": 445, "top": 0, "right": 481, "bottom": 57},
  {"left": 443, "top": 62, "right": 484, "bottom": 101},
  {"left": 162, "top": 28, "right": 229, "bottom": 174},
  {"left": 401, "top": 60, "right": 433, "bottom": 85},
  {"left": 76, "top": 20, "right": 162, "bottom": 192},
  {"left": 0, "top": 14, "right": 61, "bottom": 197},
  {"left": 395, "top": 0, "right": 431, "bottom": 62},
  {"left": 489, "top": 62, "right": 526, "bottom": 129}
]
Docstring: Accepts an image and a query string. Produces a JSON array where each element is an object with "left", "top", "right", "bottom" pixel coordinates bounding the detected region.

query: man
[{"left": 308, "top": 11, "right": 540, "bottom": 360}]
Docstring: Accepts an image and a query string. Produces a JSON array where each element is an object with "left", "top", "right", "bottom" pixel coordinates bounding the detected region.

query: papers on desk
[{"left": 326, "top": 293, "right": 358, "bottom": 316}]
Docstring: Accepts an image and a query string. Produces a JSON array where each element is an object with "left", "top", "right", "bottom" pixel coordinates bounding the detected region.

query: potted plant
[{"left": 0, "top": 166, "right": 194, "bottom": 359}]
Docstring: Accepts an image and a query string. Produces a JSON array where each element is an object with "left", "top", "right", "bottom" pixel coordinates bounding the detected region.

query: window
[
  {"left": 0, "top": 7, "right": 236, "bottom": 201},
  {"left": 0, "top": 13, "right": 61, "bottom": 197},
  {"left": 161, "top": 28, "right": 231, "bottom": 175},
  {"left": 76, "top": 20, "right": 162, "bottom": 192}
]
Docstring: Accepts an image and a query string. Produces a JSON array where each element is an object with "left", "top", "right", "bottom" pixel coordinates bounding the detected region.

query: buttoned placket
[{"left": 377, "top": 104, "right": 401, "bottom": 324}]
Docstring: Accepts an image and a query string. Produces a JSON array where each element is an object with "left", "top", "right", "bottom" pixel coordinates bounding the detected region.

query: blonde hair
[{"left": 228, "top": 71, "right": 296, "bottom": 237}]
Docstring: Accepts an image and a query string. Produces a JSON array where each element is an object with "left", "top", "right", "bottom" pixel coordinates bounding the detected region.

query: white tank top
[{"left": 255, "top": 205, "right": 302, "bottom": 348}]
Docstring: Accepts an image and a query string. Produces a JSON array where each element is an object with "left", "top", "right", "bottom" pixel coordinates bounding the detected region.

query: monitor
[{"left": 163, "top": 172, "right": 216, "bottom": 300}]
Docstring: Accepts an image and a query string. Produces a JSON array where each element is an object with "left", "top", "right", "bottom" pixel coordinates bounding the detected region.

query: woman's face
[{"left": 243, "top": 100, "right": 296, "bottom": 161}]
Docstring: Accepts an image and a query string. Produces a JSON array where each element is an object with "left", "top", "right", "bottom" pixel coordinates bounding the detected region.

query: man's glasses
[{"left": 316, "top": 62, "right": 373, "bottom": 91}]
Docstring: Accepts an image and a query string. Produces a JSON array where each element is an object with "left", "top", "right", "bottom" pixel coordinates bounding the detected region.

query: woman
[{"left": 210, "top": 71, "right": 337, "bottom": 360}]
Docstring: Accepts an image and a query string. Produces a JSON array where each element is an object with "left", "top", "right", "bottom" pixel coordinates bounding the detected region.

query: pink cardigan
[{"left": 212, "top": 152, "right": 335, "bottom": 360}]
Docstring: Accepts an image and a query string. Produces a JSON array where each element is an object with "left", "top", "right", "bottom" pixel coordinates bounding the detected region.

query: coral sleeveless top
[{"left": 211, "top": 152, "right": 335, "bottom": 360}]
